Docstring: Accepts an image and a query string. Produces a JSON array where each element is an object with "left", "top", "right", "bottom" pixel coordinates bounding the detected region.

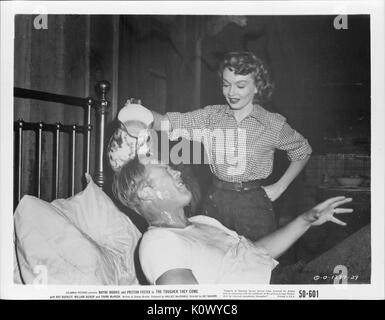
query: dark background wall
[{"left": 14, "top": 15, "right": 370, "bottom": 222}]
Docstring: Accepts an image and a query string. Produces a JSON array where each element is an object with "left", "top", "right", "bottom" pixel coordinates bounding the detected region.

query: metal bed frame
[{"left": 14, "top": 81, "right": 111, "bottom": 207}]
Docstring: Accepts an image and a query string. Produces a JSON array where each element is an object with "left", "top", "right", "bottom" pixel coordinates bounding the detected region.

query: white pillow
[{"left": 14, "top": 174, "right": 141, "bottom": 285}]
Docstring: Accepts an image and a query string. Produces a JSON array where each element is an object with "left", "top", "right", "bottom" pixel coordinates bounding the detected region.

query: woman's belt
[{"left": 212, "top": 177, "right": 263, "bottom": 192}]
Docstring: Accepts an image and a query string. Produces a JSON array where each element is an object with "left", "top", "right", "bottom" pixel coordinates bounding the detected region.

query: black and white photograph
[{"left": 1, "top": 1, "right": 384, "bottom": 300}]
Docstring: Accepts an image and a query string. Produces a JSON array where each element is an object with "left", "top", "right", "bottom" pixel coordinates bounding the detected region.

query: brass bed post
[
  {"left": 85, "top": 97, "right": 93, "bottom": 174},
  {"left": 94, "top": 80, "right": 110, "bottom": 189},
  {"left": 17, "top": 120, "right": 24, "bottom": 203},
  {"left": 71, "top": 124, "right": 77, "bottom": 196},
  {"left": 54, "top": 123, "right": 61, "bottom": 198},
  {"left": 37, "top": 122, "right": 43, "bottom": 198}
]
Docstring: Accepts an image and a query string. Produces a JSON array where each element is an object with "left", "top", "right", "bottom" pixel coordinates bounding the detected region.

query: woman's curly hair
[{"left": 218, "top": 52, "right": 274, "bottom": 105}]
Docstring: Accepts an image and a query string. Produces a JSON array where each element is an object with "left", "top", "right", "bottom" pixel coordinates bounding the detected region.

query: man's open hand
[{"left": 302, "top": 196, "right": 353, "bottom": 226}]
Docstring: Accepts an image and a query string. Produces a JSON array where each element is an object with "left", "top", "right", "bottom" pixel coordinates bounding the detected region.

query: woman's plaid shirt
[{"left": 166, "top": 104, "right": 312, "bottom": 183}]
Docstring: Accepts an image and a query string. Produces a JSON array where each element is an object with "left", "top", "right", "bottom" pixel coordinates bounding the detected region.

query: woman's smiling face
[{"left": 222, "top": 67, "right": 258, "bottom": 110}]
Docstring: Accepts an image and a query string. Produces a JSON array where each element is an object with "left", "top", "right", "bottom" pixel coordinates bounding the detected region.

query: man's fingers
[
  {"left": 331, "top": 197, "right": 353, "bottom": 209},
  {"left": 322, "top": 196, "right": 347, "bottom": 207},
  {"left": 333, "top": 208, "right": 354, "bottom": 214},
  {"left": 330, "top": 216, "right": 347, "bottom": 226}
]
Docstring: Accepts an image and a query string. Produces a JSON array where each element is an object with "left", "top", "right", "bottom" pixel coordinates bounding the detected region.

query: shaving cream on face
[
  {"left": 161, "top": 210, "right": 174, "bottom": 224},
  {"left": 155, "top": 190, "right": 178, "bottom": 216},
  {"left": 161, "top": 190, "right": 171, "bottom": 200},
  {"left": 156, "top": 190, "right": 164, "bottom": 200}
]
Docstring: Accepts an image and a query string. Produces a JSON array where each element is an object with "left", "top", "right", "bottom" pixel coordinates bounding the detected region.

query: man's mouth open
[{"left": 175, "top": 178, "right": 186, "bottom": 189}]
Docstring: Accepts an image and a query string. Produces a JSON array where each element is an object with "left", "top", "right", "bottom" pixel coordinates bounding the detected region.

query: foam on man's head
[
  {"left": 107, "top": 123, "right": 137, "bottom": 173},
  {"left": 108, "top": 101, "right": 155, "bottom": 172}
]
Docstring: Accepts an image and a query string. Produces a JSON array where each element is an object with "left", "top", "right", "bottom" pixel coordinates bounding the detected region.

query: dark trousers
[{"left": 202, "top": 184, "right": 276, "bottom": 241}]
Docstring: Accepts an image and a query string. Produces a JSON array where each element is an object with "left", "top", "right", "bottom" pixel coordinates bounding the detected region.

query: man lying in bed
[{"left": 107, "top": 124, "right": 353, "bottom": 285}]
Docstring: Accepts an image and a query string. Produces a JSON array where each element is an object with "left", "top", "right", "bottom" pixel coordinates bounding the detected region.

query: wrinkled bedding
[{"left": 14, "top": 174, "right": 141, "bottom": 285}]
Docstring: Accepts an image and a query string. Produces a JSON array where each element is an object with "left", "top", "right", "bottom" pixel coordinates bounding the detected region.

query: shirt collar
[{"left": 224, "top": 104, "right": 270, "bottom": 127}]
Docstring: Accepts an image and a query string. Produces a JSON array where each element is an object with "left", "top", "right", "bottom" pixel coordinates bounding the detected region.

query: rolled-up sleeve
[{"left": 277, "top": 121, "right": 312, "bottom": 161}]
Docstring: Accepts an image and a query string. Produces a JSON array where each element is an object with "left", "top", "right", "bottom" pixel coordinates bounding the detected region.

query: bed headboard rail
[
  {"left": 14, "top": 81, "right": 110, "bottom": 205},
  {"left": 93, "top": 81, "right": 110, "bottom": 190}
]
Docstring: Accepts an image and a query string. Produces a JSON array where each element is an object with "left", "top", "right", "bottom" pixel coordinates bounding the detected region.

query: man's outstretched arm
[{"left": 254, "top": 197, "right": 353, "bottom": 259}]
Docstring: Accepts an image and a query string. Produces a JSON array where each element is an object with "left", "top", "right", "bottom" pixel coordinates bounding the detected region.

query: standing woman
[{"left": 137, "top": 52, "right": 312, "bottom": 241}]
